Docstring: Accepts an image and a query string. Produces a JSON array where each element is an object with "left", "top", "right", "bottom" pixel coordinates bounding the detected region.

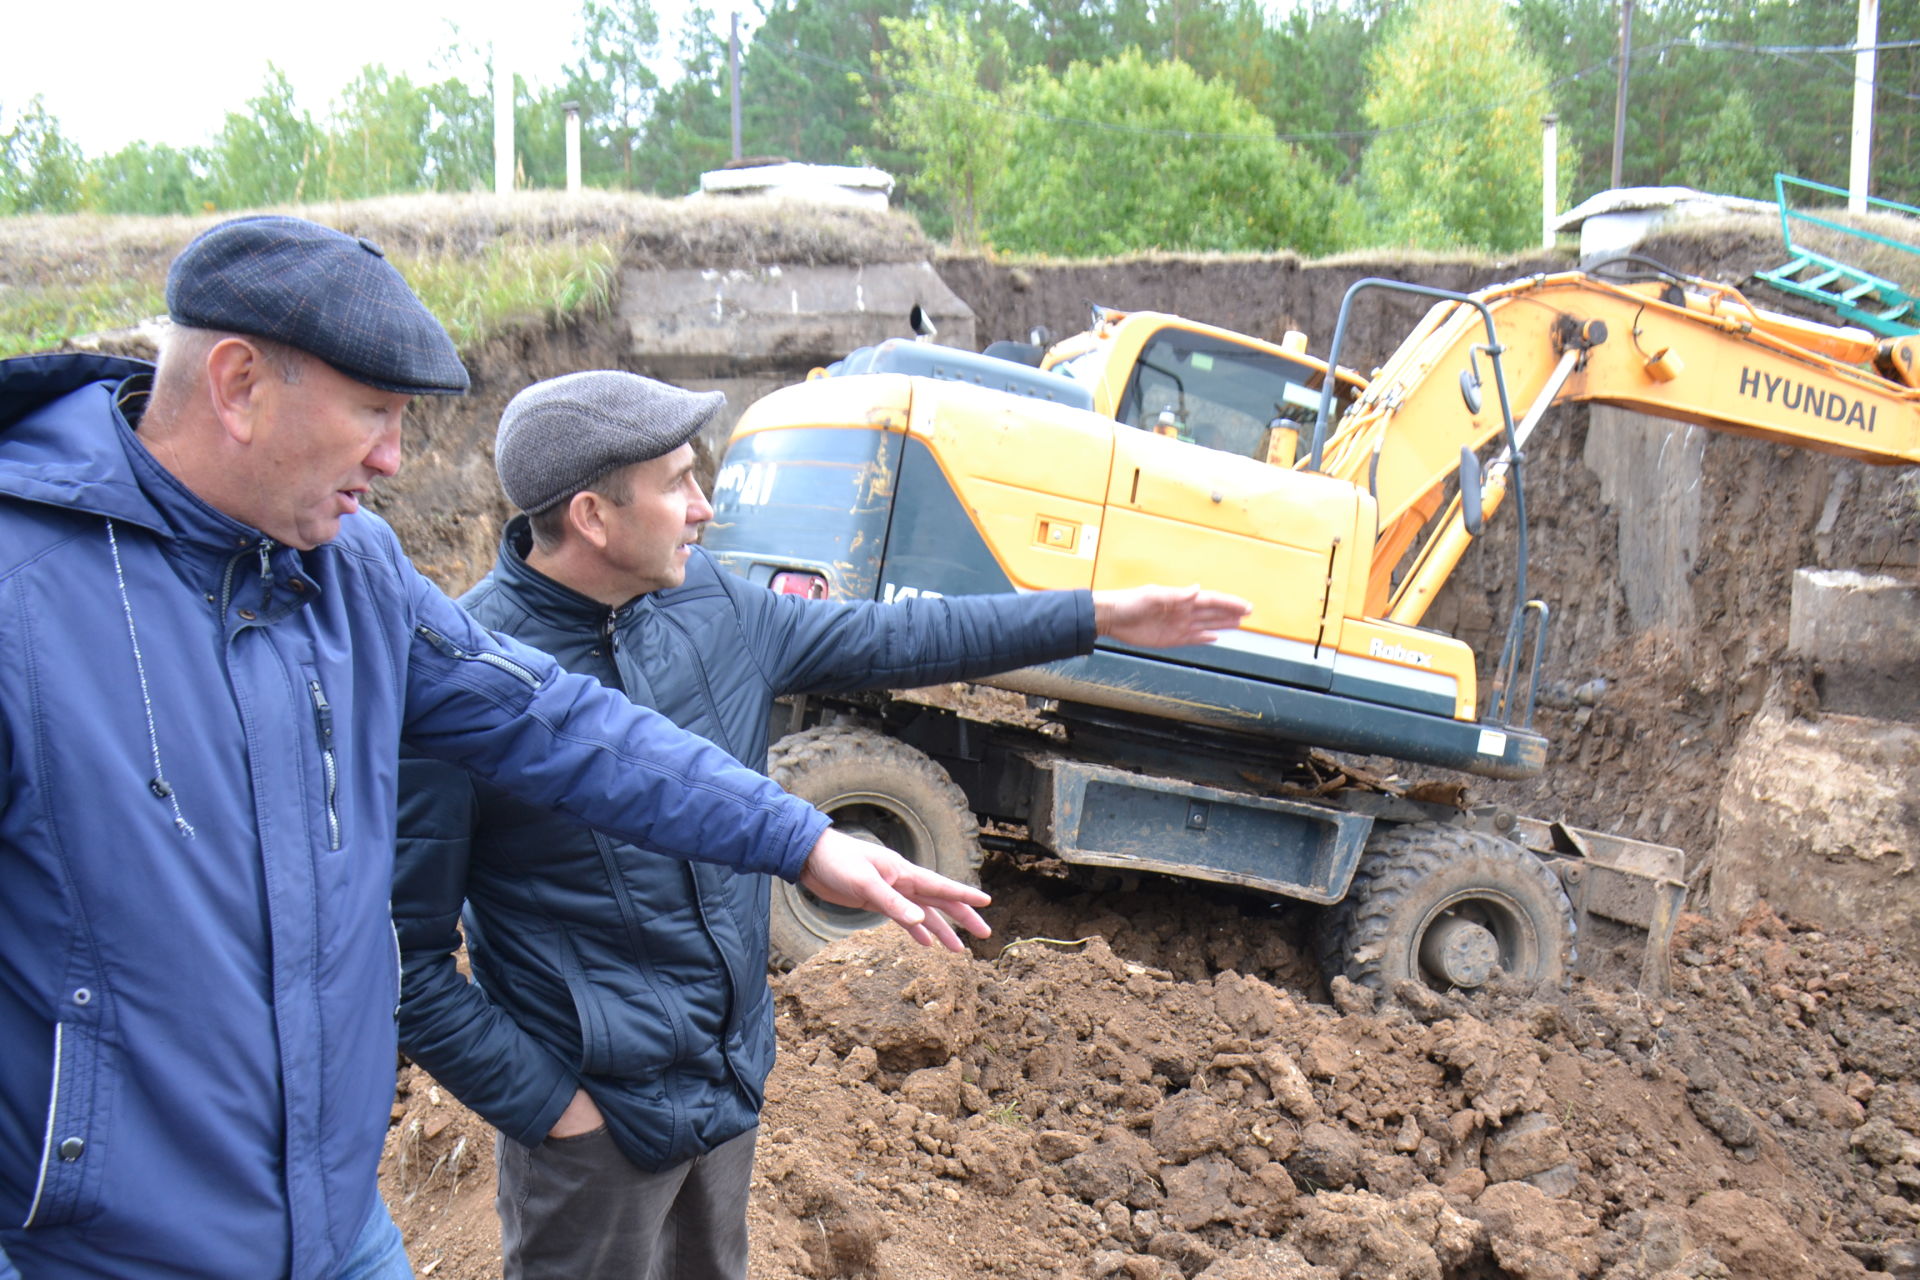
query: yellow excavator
[{"left": 703, "top": 262, "right": 1920, "bottom": 990}]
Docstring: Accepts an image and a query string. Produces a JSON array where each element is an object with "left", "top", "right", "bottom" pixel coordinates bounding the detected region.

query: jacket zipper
[
  {"left": 308, "top": 680, "right": 341, "bottom": 851},
  {"left": 414, "top": 624, "right": 541, "bottom": 687},
  {"left": 388, "top": 908, "right": 403, "bottom": 1018},
  {"left": 218, "top": 539, "right": 275, "bottom": 620},
  {"left": 22, "top": 1024, "right": 62, "bottom": 1228}
]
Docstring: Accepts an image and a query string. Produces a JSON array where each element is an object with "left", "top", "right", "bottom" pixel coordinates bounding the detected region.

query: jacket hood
[{"left": 0, "top": 353, "right": 166, "bottom": 531}]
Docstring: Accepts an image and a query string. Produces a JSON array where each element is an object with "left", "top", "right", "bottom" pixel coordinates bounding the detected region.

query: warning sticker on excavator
[{"left": 1476, "top": 729, "right": 1508, "bottom": 757}]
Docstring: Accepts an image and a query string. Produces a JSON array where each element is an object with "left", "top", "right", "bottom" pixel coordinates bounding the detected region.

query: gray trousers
[{"left": 495, "top": 1125, "right": 758, "bottom": 1280}]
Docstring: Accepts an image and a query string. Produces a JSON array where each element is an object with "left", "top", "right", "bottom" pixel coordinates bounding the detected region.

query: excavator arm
[{"left": 1310, "top": 269, "right": 1920, "bottom": 625}]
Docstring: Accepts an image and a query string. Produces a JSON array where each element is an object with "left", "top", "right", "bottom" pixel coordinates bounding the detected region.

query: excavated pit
[{"left": 370, "top": 221, "right": 1920, "bottom": 1279}]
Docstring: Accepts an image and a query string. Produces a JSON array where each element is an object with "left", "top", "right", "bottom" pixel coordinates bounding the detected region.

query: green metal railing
[{"left": 1754, "top": 174, "right": 1920, "bottom": 336}]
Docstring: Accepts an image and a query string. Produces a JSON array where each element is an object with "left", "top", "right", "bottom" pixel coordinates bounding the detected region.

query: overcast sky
[{"left": 0, "top": 1, "right": 698, "bottom": 157}]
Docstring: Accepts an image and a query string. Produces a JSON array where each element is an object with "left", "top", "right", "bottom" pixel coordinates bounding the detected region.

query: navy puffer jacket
[
  {"left": 0, "top": 357, "right": 829, "bottom": 1280},
  {"left": 393, "top": 521, "right": 1092, "bottom": 1171}
]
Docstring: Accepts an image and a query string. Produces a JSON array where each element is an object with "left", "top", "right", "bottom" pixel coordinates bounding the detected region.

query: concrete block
[{"left": 1789, "top": 568, "right": 1920, "bottom": 720}]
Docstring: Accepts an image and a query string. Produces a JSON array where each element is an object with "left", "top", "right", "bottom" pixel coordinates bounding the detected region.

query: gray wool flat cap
[
  {"left": 166, "top": 215, "right": 469, "bottom": 396},
  {"left": 496, "top": 370, "right": 725, "bottom": 514}
]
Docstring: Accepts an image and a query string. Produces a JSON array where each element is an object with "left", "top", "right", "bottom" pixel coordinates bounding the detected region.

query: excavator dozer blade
[{"left": 1513, "top": 818, "right": 1689, "bottom": 996}]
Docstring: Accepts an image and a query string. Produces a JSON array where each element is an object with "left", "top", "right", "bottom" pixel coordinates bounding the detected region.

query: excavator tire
[
  {"left": 765, "top": 725, "right": 982, "bottom": 969},
  {"left": 1318, "top": 821, "right": 1575, "bottom": 993}
]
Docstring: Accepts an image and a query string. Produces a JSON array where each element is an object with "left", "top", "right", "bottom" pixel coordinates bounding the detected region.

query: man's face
[
  {"left": 596, "top": 443, "right": 714, "bottom": 596},
  {"left": 244, "top": 354, "right": 409, "bottom": 549}
]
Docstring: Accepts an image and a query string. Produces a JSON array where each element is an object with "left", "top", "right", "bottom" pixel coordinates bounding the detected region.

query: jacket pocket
[
  {"left": 557, "top": 937, "right": 677, "bottom": 1080},
  {"left": 22, "top": 1020, "right": 102, "bottom": 1230}
]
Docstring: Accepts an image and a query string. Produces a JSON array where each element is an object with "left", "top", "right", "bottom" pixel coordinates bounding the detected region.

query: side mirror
[
  {"left": 1458, "top": 367, "right": 1483, "bottom": 415},
  {"left": 1459, "top": 447, "right": 1485, "bottom": 537}
]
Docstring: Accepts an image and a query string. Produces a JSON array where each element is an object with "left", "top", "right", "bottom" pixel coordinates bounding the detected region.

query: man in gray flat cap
[
  {"left": 0, "top": 219, "right": 993, "bottom": 1280},
  {"left": 392, "top": 369, "right": 1250, "bottom": 1280}
]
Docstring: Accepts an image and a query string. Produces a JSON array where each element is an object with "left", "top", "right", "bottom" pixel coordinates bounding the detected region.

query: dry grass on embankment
[{"left": 0, "top": 191, "right": 932, "bottom": 358}]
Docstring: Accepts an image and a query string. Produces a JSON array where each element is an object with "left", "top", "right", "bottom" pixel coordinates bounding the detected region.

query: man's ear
[
  {"left": 204, "top": 337, "right": 268, "bottom": 445},
  {"left": 566, "top": 489, "right": 609, "bottom": 551}
]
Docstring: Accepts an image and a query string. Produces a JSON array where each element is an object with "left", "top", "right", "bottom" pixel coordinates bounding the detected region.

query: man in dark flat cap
[
  {"left": 0, "top": 218, "right": 995, "bottom": 1280},
  {"left": 392, "top": 370, "right": 1249, "bottom": 1280}
]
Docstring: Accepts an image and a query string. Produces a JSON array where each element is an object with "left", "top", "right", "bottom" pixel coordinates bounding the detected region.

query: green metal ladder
[{"left": 1753, "top": 174, "right": 1920, "bottom": 337}]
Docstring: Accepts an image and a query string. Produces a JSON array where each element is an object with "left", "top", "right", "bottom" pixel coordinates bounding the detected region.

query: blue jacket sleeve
[
  {"left": 399, "top": 564, "right": 831, "bottom": 881},
  {"left": 728, "top": 571, "right": 1097, "bottom": 697},
  {"left": 0, "top": 1240, "right": 17, "bottom": 1280},
  {"left": 391, "top": 753, "right": 580, "bottom": 1148}
]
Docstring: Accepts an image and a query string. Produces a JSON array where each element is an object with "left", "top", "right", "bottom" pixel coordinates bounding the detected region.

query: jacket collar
[{"left": 495, "top": 514, "right": 644, "bottom": 623}]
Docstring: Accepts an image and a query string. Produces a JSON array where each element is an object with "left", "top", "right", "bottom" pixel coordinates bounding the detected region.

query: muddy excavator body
[{"left": 703, "top": 263, "right": 1918, "bottom": 993}]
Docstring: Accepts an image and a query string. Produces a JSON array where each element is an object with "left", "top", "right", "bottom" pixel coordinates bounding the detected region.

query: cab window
[{"left": 1117, "top": 329, "right": 1349, "bottom": 464}]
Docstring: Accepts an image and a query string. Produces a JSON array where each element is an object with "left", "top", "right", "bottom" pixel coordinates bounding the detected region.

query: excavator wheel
[
  {"left": 1318, "top": 821, "right": 1575, "bottom": 993},
  {"left": 765, "top": 725, "right": 982, "bottom": 968}
]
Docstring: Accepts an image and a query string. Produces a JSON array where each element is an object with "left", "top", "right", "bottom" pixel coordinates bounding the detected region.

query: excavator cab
[{"left": 1111, "top": 324, "right": 1355, "bottom": 465}]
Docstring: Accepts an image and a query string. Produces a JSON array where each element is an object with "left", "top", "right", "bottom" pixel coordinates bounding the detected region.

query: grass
[
  {"left": 0, "top": 190, "right": 931, "bottom": 358},
  {"left": 985, "top": 1100, "right": 1027, "bottom": 1127},
  {"left": 398, "top": 237, "right": 619, "bottom": 347},
  {"left": 0, "top": 277, "right": 167, "bottom": 358}
]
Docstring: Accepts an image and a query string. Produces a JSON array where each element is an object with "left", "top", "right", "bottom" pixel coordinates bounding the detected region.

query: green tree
[
  {"left": 740, "top": 0, "right": 916, "bottom": 172},
  {"left": 324, "top": 66, "right": 432, "bottom": 199},
  {"left": 565, "top": 0, "right": 662, "bottom": 185},
  {"left": 0, "top": 97, "right": 85, "bottom": 214},
  {"left": 1675, "top": 86, "right": 1773, "bottom": 199},
  {"left": 983, "top": 0, "right": 1155, "bottom": 74},
  {"left": 209, "top": 66, "right": 324, "bottom": 208},
  {"left": 634, "top": 6, "right": 735, "bottom": 196},
  {"left": 420, "top": 71, "right": 493, "bottom": 192},
  {"left": 873, "top": 7, "right": 1017, "bottom": 247},
  {"left": 1359, "top": 0, "right": 1552, "bottom": 251},
  {"left": 988, "top": 50, "right": 1339, "bottom": 256},
  {"left": 516, "top": 78, "right": 574, "bottom": 190},
  {"left": 83, "top": 141, "right": 207, "bottom": 214}
]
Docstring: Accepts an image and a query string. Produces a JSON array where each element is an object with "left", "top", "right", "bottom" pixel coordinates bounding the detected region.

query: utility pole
[
  {"left": 1542, "top": 114, "right": 1559, "bottom": 250},
  {"left": 493, "top": 43, "right": 514, "bottom": 195},
  {"left": 730, "top": 12, "right": 743, "bottom": 163},
  {"left": 1610, "top": 0, "right": 1634, "bottom": 190},
  {"left": 1851, "top": 0, "right": 1880, "bottom": 213},
  {"left": 562, "top": 102, "right": 582, "bottom": 194}
]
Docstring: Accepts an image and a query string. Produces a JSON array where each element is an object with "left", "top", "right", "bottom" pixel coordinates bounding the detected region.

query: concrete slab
[
  {"left": 1555, "top": 186, "right": 1775, "bottom": 267},
  {"left": 620, "top": 261, "right": 976, "bottom": 379},
  {"left": 697, "top": 162, "right": 894, "bottom": 211}
]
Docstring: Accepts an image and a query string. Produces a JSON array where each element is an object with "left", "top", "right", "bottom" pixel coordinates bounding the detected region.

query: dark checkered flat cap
[
  {"left": 497, "top": 371, "right": 725, "bottom": 514},
  {"left": 166, "top": 215, "right": 469, "bottom": 396}
]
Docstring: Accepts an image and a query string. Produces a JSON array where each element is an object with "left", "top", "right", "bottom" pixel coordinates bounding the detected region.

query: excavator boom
[{"left": 1316, "top": 270, "right": 1920, "bottom": 623}]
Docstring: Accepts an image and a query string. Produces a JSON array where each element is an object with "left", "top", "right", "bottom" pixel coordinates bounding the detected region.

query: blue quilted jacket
[
  {"left": 0, "top": 356, "right": 828, "bottom": 1280},
  {"left": 393, "top": 523, "right": 1092, "bottom": 1172}
]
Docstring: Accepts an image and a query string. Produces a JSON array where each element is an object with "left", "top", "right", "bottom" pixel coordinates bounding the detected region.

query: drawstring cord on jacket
[{"left": 104, "top": 519, "right": 195, "bottom": 838}]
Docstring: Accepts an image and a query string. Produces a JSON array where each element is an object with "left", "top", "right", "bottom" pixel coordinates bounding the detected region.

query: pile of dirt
[{"left": 384, "top": 874, "right": 1920, "bottom": 1280}]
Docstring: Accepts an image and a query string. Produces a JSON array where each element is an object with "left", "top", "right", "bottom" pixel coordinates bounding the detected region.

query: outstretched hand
[
  {"left": 1092, "top": 584, "right": 1253, "bottom": 648},
  {"left": 798, "top": 827, "right": 992, "bottom": 951}
]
